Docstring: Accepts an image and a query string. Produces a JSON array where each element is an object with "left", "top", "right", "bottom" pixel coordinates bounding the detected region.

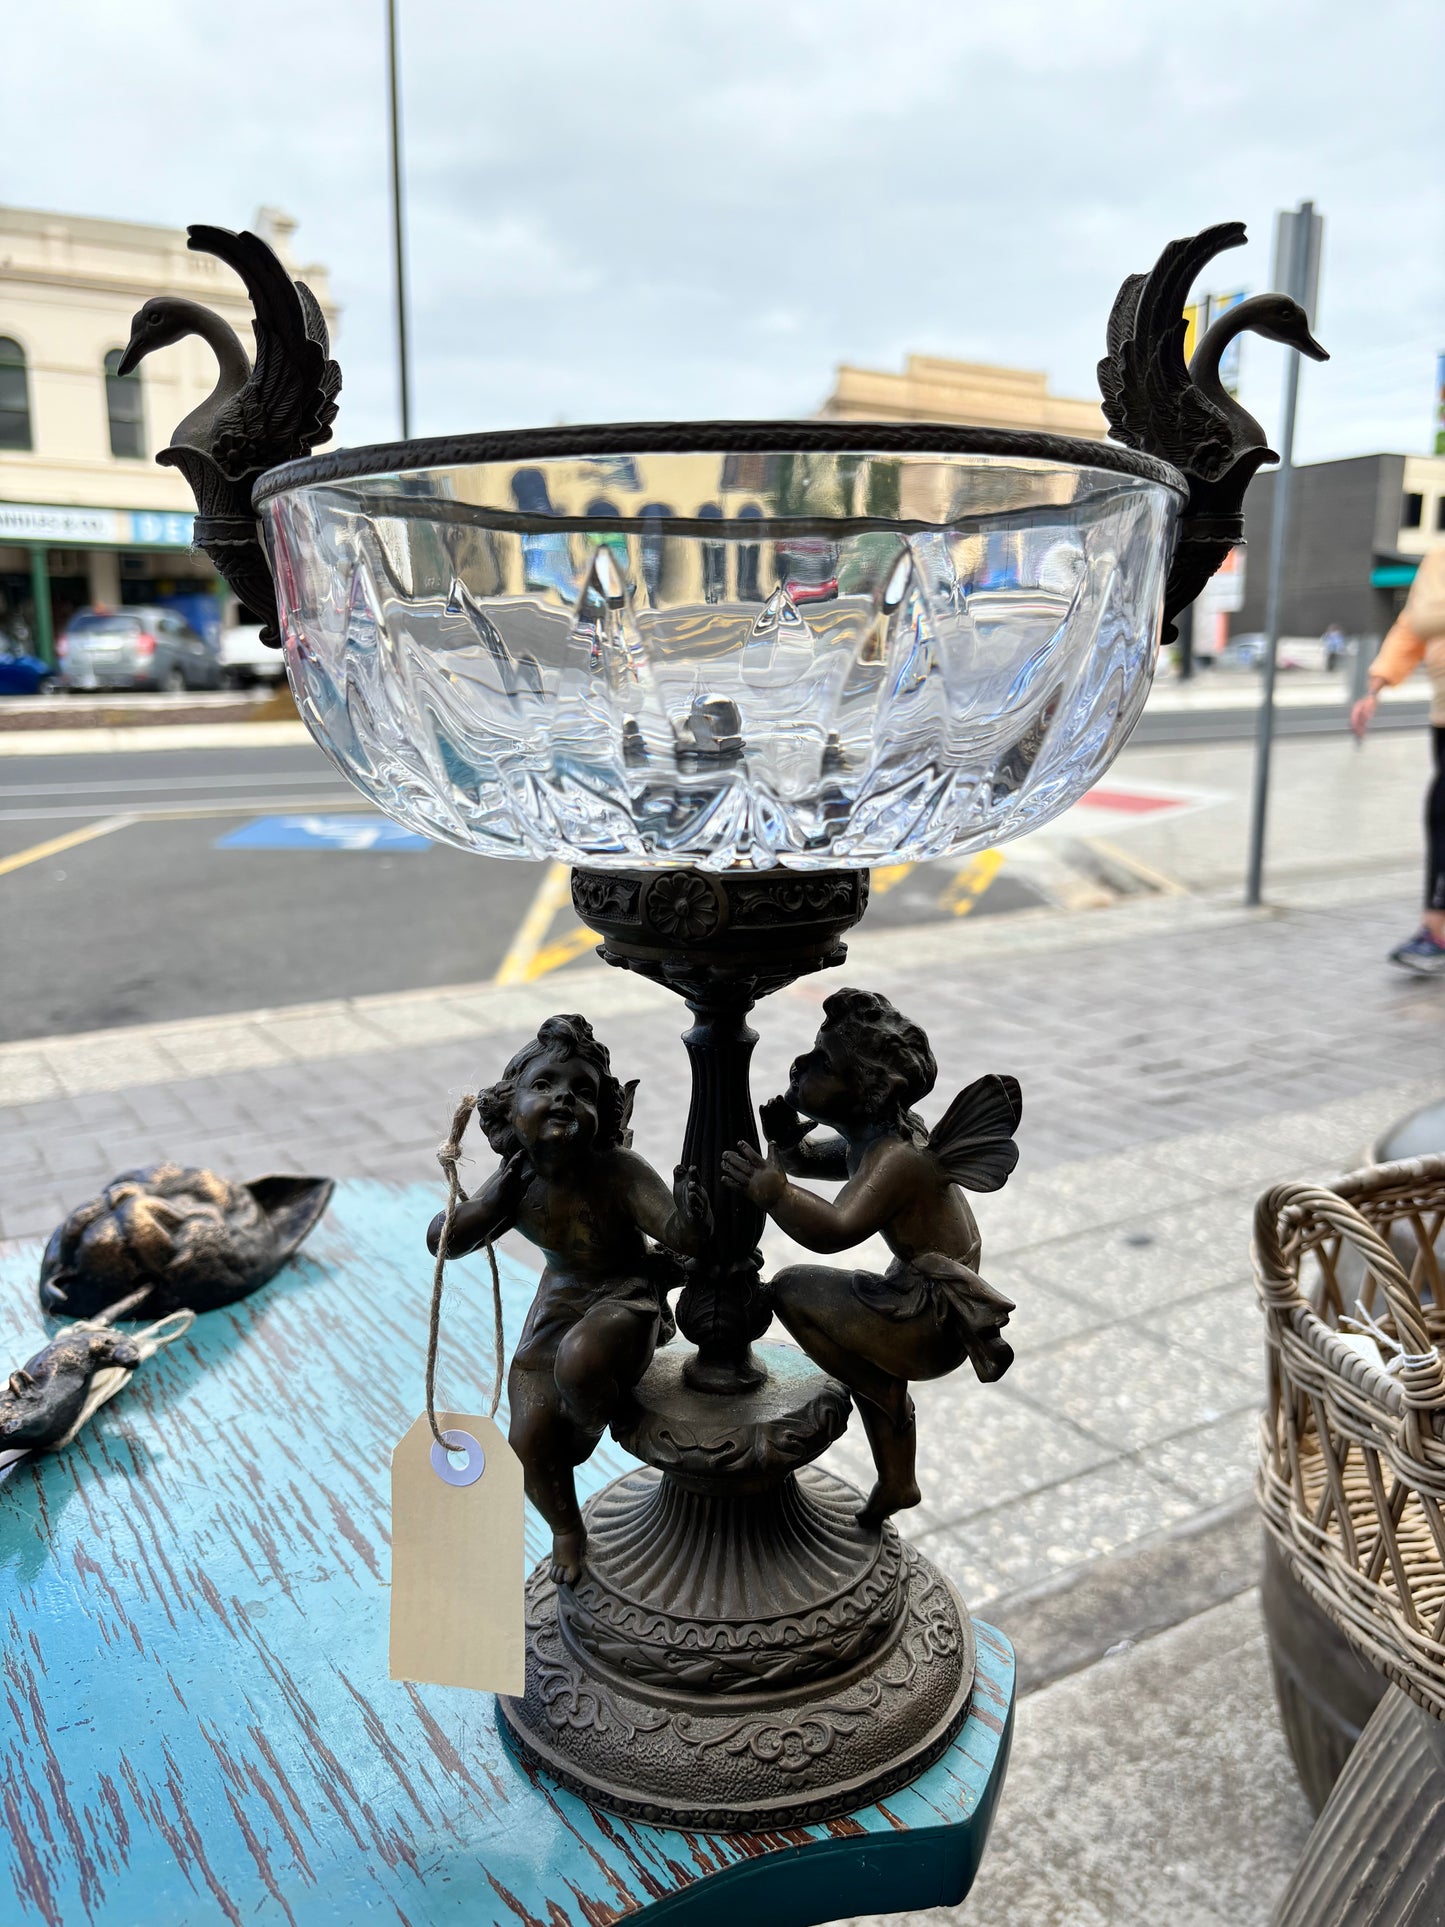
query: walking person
[{"left": 1352, "top": 545, "right": 1445, "bottom": 972}]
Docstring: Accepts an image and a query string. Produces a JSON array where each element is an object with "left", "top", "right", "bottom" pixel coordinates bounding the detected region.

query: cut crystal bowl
[{"left": 258, "top": 424, "right": 1184, "bottom": 870}]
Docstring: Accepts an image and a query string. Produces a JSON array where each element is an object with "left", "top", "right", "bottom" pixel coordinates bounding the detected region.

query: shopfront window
[
  {"left": 0, "top": 338, "right": 32, "bottom": 450},
  {"left": 104, "top": 349, "right": 144, "bottom": 459}
]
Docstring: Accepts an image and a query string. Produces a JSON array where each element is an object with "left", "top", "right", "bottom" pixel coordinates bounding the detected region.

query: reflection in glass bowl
[{"left": 260, "top": 436, "right": 1183, "bottom": 871}]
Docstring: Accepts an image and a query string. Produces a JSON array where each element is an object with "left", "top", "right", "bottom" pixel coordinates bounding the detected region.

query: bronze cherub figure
[
  {"left": 427, "top": 1015, "right": 712, "bottom": 1584},
  {"left": 722, "top": 987, "right": 1019, "bottom": 1528}
]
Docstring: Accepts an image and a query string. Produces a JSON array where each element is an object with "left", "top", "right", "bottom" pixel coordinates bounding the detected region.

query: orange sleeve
[{"left": 1370, "top": 617, "right": 1427, "bottom": 687}]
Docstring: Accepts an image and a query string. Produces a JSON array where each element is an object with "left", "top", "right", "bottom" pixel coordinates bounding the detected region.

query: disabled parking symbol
[{"left": 215, "top": 814, "right": 433, "bottom": 852}]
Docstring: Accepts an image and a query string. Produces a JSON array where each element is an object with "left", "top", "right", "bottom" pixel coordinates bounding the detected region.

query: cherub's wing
[
  {"left": 618, "top": 1078, "right": 639, "bottom": 1150},
  {"left": 927, "top": 1074, "right": 1022, "bottom": 1192}
]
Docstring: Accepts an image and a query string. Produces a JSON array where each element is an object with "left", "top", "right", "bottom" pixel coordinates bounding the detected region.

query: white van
[{"left": 219, "top": 620, "right": 287, "bottom": 688}]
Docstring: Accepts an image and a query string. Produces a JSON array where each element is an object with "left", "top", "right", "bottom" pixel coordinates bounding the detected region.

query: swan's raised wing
[
  {"left": 1096, "top": 222, "right": 1245, "bottom": 480},
  {"left": 927, "top": 1074, "right": 1022, "bottom": 1193},
  {"left": 187, "top": 225, "right": 339, "bottom": 477}
]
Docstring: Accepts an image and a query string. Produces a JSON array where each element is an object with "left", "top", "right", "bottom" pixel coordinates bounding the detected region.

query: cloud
[{"left": 1, "top": 0, "right": 1440, "bottom": 461}]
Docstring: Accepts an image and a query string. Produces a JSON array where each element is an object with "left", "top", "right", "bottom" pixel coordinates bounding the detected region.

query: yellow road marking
[
  {"left": 494, "top": 861, "right": 574, "bottom": 985},
  {"left": 523, "top": 925, "right": 601, "bottom": 981},
  {"left": 869, "top": 863, "right": 913, "bottom": 896},
  {"left": 0, "top": 813, "right": 136, "bottom": 878},
  {"left": 941, "top": 849, "right": 1004, "bottom": 916}
]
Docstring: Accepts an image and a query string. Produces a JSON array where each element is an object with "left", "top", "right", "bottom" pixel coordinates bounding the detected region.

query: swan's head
[
  {"left": 117, "top": 298, "right": 197, "bottom": 376},
  {"left": 1247, "top": 294, "right": 1328, "bottom": 362}
]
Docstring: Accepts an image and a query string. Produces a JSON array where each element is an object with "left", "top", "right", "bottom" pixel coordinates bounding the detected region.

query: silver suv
[{"left": 60, "top": 606, "right": 223, "bottom": 692}]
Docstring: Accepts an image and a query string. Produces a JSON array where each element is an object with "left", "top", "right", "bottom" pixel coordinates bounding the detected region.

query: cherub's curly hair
[
  {"left": 818, "top": 987, "right": 936, "bottom": 1136},
  {"left": 478, "top": 1014, "right": 631, "bottom": 1157}
]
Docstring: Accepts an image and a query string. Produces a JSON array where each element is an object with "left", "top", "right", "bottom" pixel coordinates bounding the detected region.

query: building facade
[
  {"left": 0, "top": 204, "right": 335, "bottom": 659},
  {"left": 817, "top": 353, "right": 1107, "bottom": 440},
  {"left": 1232, "top": 452, "right": 1445, "bottom": 645}
]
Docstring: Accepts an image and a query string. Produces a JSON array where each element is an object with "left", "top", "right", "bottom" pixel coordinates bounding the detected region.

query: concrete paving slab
[
  {"left": 917, "top": 1457, "right": 1201, "bottom": 1600},
  {"left": 846, "top": 1590, "right": 1315, "bottom": 1927}
]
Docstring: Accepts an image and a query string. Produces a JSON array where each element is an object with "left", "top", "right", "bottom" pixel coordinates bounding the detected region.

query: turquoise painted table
[{"left": 0, "top": 1180, "right": 1014, "bottom": 1926}]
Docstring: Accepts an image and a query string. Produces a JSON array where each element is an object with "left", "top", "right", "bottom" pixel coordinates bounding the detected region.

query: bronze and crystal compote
[
  {"left": 252, "top": 431, "right": 1181, "bottom": 1823},
  {"left": 133, "top": 217, "right": 1294, "bottom": 1827}
]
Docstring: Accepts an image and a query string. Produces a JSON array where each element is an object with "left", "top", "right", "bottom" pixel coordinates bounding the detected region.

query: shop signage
[
  {"left": 0, "top": 502, "right": 116, "bottom": 544},
  {"left": 0, "top": 502, "right": 196, "bottom": 548},
  {"left": 127, "top": 510, "right": 195, "bottom": 547}
]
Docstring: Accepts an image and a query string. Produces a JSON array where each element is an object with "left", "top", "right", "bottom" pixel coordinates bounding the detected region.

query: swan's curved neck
[
  {"left": 1190, "top": 296, "right": 1274, "bottom": 444},
  {"left": 175, "top": 301, "right": 251, "bottom": 404}
]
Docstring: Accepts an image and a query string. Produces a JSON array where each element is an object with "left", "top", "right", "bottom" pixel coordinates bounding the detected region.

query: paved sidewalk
[{"left": 3, "top": 869, "right": 1441, "bottom": 1922}]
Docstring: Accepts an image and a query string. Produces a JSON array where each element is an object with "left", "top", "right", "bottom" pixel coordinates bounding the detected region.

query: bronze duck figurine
[
  {"left": 118, "top": 224, "right": 341, "bottom": 642},
  {"left": 1097, "top": 221, "right": 1327, "bottom": 642}
]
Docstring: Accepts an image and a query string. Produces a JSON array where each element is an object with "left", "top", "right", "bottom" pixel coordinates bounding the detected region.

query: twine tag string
[
  {"left": 1340, "top": 1298, "right": 1440, "bottom": 1377},
  {"left": 427, "top": 1094, "right": 505, "bottom": 1451}
]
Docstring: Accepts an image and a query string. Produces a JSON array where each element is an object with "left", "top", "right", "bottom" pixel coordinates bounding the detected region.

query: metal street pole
[
  {"left": 386, "top": 0, "right": 412, "bottom": 439},
  {"left": 1245, "top": 201, "right": 1322, "bottom": 907}
]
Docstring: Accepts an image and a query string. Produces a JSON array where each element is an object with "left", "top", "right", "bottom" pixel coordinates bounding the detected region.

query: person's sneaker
[{"left": 1389, "top": 929, "right": 1445, "bottom": 974}]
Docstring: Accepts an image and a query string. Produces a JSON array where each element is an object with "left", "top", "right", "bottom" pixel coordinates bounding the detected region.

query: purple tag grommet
[{"left": 430, "top": 1428, "right": 486, "bottom": 1487}]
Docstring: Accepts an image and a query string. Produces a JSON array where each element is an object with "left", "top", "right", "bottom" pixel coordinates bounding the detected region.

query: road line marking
[
  {"left": 0, "top": 813, "right": 136, "bottom": 878},
  {"left": 0, "top": 771, "right": 342, "bottom": 797},
  {"left": 941, "top": 849, "right": 1004, "bottom": 916},
  {"left": 494, "top": 862, "right": 574, "bottom": 986},
  {"left": 1081, "top": 835, "right": 1189, "bottom": 898},
  {"left": 0, "top": 796, "right": 361, "bottom": 823},
  {"left": 869, "top": 863, "right": 913, "bottom": 896},
  {"left": 522, "top": 925, "right": 601, "bottom": 981}
]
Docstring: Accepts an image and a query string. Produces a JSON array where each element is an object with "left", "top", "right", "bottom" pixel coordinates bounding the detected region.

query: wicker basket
[{"left": 1256, "top": 1155, "right": 1445, "bottom": 1723}]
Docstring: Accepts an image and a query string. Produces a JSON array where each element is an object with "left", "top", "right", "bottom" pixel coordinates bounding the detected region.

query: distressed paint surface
[{"left": 0, "top": 1180, "right": 1014, "bottom": 1926}]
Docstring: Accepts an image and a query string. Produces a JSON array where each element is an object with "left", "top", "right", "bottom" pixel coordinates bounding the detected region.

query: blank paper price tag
[{"left": 389, "top": 1411, "right": 525, "bottom": 1694}]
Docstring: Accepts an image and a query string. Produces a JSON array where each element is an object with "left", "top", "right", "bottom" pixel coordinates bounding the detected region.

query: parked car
[
  {"left": 776, "top": 538, "right": 840, "bottom": 606},
  {"left": 59, "top": 607, "right": 223, "bottom": 691},
  {"left": 219, "top": 622, "right": 287, "bottom": 688}
]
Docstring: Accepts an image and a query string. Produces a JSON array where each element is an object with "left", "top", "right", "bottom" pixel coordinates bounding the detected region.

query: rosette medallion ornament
[{"left": 135, "top": 220, "right": 1318, "bottom": 1825}]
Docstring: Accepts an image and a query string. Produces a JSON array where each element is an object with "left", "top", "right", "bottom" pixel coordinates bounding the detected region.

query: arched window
[
  {"left": 0, "top": 338, "right": 32, "bottom": 450},
  {"left": 104, "top": 349, "right": 144, "bottom": 459}
]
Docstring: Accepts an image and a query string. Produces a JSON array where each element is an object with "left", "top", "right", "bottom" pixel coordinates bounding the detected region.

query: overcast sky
[{"left": 7, "top": 0, "right": 1442, "bottom": 465}]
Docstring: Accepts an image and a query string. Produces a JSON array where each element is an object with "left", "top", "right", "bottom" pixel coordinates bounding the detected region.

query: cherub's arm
[
  {"left": 778, "top": 1134, "right": 850, "bottom": 1181},
  {"left": 619, "top": 1152, "right": 713, "bottom": 1256},
  {"left": 426, "top": 1152, "right": 527, "bottom": 1259},
  {"left": 720, "top": 1141, "right": 910, "bottom": 1253},
  {"left": 758, "top": 1094, "right": 849, "bottom": 1180}
]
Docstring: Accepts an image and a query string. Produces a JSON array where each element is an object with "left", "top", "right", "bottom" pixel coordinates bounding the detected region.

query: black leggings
[{"left": 1429, "top": 728, "right": 1445, "bottom": 912}]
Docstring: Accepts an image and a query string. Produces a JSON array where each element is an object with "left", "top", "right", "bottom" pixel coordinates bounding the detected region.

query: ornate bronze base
[{"left": 498, "top": 1343, "right": 975, "bottom": 1827}]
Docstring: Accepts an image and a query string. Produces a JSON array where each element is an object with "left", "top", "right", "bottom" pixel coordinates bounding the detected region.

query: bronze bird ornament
[
  {"left": 1097, "top": 221, "right": 1327, "bottom": 643},
  {"left": 39, "top": 1163, "right": 334, "bottom": 1321},
  {"left": 118, "top": 224, "right": 341, "bottom": 643},
  {"left": 0, "top": 1308, "right": 198, "bottom": 1484},
  {"left": 0, "top": 1326, "right": 143, "bottom": 1459}
]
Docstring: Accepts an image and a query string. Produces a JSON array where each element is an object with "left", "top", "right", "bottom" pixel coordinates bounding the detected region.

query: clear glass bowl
[{"left": 259, "top": 428, "right": 1183, "bottom": 870}]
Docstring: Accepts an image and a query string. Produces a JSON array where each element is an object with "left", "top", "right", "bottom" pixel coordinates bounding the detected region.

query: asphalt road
[
  {"left": 0, "top": 741, "right": 1044, "bottom": 1042},
  {"left": 3, "top": 685, "right": 1428, "bottom": 1043}
]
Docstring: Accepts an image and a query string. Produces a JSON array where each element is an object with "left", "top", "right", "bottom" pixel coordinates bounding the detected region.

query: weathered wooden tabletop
[{"left": 0, "top": 1180, "right": 1014, "bottom": 1927}]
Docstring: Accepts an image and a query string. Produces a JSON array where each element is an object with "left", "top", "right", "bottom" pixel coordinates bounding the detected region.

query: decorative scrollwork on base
[{"left": 500, "top": 1538, "right": 976, "bottom": 1829}]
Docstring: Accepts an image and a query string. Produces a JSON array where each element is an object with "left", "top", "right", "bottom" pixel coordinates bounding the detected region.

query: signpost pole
[
  {"left": 385, "top": 0, "right": 412, "bottom": 440},
  {"left": 27, "top": 545, "right": 53, "bottom": 667},
  {"left": 1245, "top": 201, "right": 1322, "bottom": 908}
]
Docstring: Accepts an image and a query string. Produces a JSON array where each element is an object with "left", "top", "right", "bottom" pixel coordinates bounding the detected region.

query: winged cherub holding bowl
[{"left": 722, "top": 988, "right": 1020, "bottom": 1529}]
